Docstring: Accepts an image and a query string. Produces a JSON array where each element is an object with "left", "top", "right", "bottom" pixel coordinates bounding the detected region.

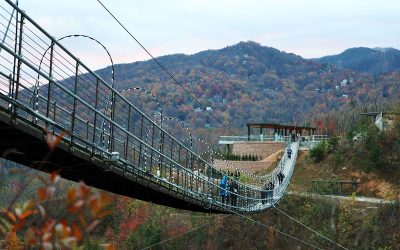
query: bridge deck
[{"left": 0, "top": 107, "right": 221, "bottom": 213}]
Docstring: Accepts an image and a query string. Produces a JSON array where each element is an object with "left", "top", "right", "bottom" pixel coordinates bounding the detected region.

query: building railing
[
  {"left": 219, "top": 135, "right": 289, "bottom": 144},
  {"left": 219, "top": 134, "right": 328, "bottom": 144},
  {"left": 298, "top": 135, "right": 329, "bottom": 148}
]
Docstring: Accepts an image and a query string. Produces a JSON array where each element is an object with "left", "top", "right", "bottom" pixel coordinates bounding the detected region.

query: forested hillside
[
  {"left": 315, "top": 47, "right": 400, "bottom": 75},
  {"left": 95, "top": 41, "right": 400, "bottom": 136},
  {"left": 2, "top": 41, "right": 400, "bottom": 250}
]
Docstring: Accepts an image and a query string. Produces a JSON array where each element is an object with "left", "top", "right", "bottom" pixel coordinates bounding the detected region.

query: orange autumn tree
[{"left": 0, "top": 172, "right": 114, "bottom": 249}]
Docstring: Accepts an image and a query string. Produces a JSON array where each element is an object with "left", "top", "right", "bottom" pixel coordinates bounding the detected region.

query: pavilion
[{"left": 246, "top": 123, "right": 316, "bottom": 141}]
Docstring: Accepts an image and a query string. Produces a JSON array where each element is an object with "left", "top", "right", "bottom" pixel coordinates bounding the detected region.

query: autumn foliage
[{"left": 0, "top": 172, "right": 114, "bottom": 249}]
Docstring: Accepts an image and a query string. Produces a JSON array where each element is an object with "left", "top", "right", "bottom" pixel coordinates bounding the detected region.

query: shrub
[
  {"left": 310, "top": 140, "right": 327, "bottom": 163},
  {"left": 333, "top": 151, "right": 343, "bottom": 170},
  {"left": 364, "top": 142, "right": 385, "bottom": 172},
  {"left": 0, "top": 173, "right": 114, "bottom": 249},
  {"left": 327, "top": 136, "right": 339, "bottom": 153}
]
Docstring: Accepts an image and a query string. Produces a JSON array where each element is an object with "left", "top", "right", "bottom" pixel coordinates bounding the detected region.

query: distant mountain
[
  {"left": 315, "top": 47, "right": 400, "bottom": 75},
  {"left": 93, "top": 41, "right": 400, "bottom": 137}
]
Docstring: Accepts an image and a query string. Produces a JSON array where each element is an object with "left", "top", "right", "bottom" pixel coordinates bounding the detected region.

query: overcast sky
[{"left": 14, "top": 0, "right": 400, "bottom": 70}]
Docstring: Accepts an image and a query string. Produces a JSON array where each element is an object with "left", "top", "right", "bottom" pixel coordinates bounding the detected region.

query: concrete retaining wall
[
  {"left": 231, "top": 141, "right": 285, "bottom": 159},
  {"left": 213, "top": 160, "right": 274, "bottom": 174}
]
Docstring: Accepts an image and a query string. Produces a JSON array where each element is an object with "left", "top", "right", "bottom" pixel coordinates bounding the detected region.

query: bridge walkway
[{"left": 0, "top": 0, "right": 299, "bottom": 213}]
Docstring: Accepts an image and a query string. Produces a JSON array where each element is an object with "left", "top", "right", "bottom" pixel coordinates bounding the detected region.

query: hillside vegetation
[
  {"left": 315, "top": 47, "right": 400, "bottom": 75},
  {"left": 2, "top": 42, "right": 400, "bottom": 249},
  {"left": 95, "top": 41, "right": 400, "bottom": 135},
  {"left": 291, "top": 103, "right": 400, "bottom": 199}
]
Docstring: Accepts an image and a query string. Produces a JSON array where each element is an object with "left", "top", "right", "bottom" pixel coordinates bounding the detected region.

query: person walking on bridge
[
  {"left": 230, "top": 179, "right": 238, "bottom": 206},
  {"left": 266, "top": 181, "right": 274, "bottom": 202},
  {"left": 220, "top": 175, "right": 229, "bottom": 204},
  {"left": 287, "top": 147, "right": 292, "bottom": 159},
  {"left": 277, "top": 172, "right": 285, "bottom": 185},
  {"left": 261, "top": 183, "right": 268, "bottom": 204}
]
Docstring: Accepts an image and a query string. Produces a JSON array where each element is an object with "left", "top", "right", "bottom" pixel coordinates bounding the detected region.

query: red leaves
[
  {"left": 50, "top": 171, "right": 60, "bottom": 185},
  {"left": 1, "top": 172, "right": 114, "bottom": 249},
  {"left": 13, "top": 201, "right": 35, "bottom": 222},
  {"left": 71, "top": 223, "right": 82, "bottom": 241},
  {"left": 44, "top": 128, "right": 66, "bottom": 150},
  {"left": 106, "top": 243, "right": 117, "bottom": 250},
  {"left": 38, "top": 188, "right": 47, "bottom": 202},
  {"left": 88, "top": 192, "right": 113, "bottom": 219},
  {"left": 24, "top": 227, "right": 38, "bottom": 245},
  {"left": 12, "top": 221, "right": 26, "bottom": 232},
  {"left": 0, "top": 209, "right": 16, "bottom": 222},
  {"left": 85, "top": 219, "right": 100, "bottom": 234},
  {"left": 55, "top": 221, "right": 70, "bottom": 239},
  {"left": 69, "top": 199, "right": 84, "bottom": 214},
  {"left": 37, "top": 171, "right": 59, "bottom": 203},
  {"left": 17, "top": 210, "right": 35, "bottom": 220},
  {"left": 67, "top": 188, "right": 76, "bottom": 203},
  {"left": 78, "top": 182, "right": 91, "bottom": 199},
  {"left": 42, "top": 219, "right": 56, "bottom": 234}
]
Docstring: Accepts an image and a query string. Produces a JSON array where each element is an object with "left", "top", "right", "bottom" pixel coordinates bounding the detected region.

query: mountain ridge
[
  {"left": 314, "top": 46, "right": 400, "bottom": 75},
  {"left": 93, "top": 41, "right": 400, "bottom": 137}
]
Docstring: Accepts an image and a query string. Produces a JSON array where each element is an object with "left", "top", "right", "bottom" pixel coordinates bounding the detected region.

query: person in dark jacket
[
  {"left": 261, "top": 183, "right": 267, "bottom": 204},
  {"left": 266, "top": 181, "right": 275, "bottom": 201},
  {"left": 230, "top": 180, "right": 238, "bottom": 206},
  {"left": 220, "top": 175, "right": 228, "bottom": 204},
  {"left": 277, "top": 172, "right": 285, "bottom": 184},
  {"left": 287, "top": 147, "right": 292, "bottom": 159}
]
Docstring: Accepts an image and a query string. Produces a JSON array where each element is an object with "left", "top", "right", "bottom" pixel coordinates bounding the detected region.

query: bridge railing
[
  {"left": 273, "top": 141, "right": 299, "bottom": 200},
  {"left": 0, "top": 0, "right": 284, "bottom": 212}
]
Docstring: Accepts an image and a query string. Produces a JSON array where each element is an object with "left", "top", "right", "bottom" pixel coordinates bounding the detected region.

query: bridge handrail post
[
  {"left": 11, "top": 9, "right": 19, "bottom": 103},
  {"left": 109, "top": 90, "right": 116, "bottom": 152},
  {"left": 13, "top": 12, "right": 24, "bottom": 113},
  {"left": 52, "top": 101, "right": 56, "bottom": 122},
  {"left": 92, "top": 78, "right": 100, "bottom": 152},
  {"left": 124, "top": 106, "right": 131, "bottom": 160},
  {"left": 45, "top": 41, "right": 54, "bottom": 121},
  {"left": 149, "top": 123, "right": 156, "bottom": 173},
  {"left": 70, "top": 61, "right": 80, "bottom": 139},
  {"left": 8, "top": 74, "right": 13, "bottom": 109},
  {"left": 138, "top": 115, "right": 144, "bottom": 168}
]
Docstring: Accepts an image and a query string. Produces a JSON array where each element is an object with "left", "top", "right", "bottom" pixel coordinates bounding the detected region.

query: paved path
[{"left": 287, "top": 191, "right": 397, "bottom": 204}]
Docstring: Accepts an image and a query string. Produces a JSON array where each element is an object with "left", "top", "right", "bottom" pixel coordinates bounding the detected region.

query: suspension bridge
[{"left": 0, "top": 0, "right": 300, "bottom": 213}]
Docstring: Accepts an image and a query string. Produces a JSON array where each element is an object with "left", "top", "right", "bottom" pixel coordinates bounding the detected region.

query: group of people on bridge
[
  {"left": 218, "top": 143, "right": 294, "bottom": 207},
  {"left": 219, "top": 170, "right": 240, "bottom": 206},
  {"left": 260, "top": 170, "right": 285, "bottom": 205},
  {"left": 218, "top": 169, "right": 287, "bottom": 207}
]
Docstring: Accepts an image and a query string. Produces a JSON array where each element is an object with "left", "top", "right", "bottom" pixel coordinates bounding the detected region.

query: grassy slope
[{"left": 289, "top": 149, "right": 400, "bottom": 200}]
